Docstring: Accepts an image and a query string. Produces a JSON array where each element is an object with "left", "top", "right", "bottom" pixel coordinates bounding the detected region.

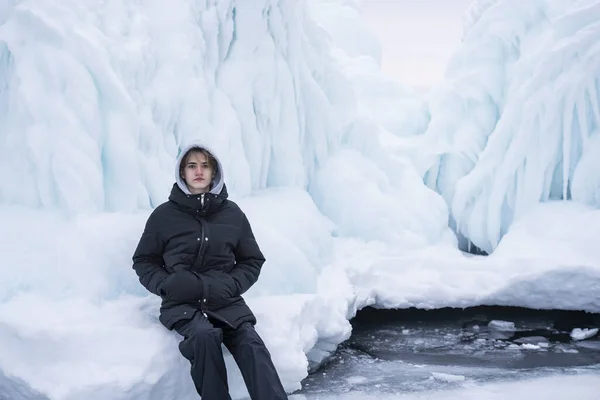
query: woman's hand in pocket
[{"left": 203, "top": 269, "right": 238, "bottom": 306}]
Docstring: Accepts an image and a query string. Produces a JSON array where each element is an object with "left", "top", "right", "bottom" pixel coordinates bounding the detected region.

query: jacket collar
[{"left": 168, "top": 183, "right": 228, "bottom": 216}]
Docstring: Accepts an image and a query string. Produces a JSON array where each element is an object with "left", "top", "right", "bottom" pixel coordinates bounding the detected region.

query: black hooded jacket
[{"left": 132, "top": 152, "right": 264, "bottom": 330}]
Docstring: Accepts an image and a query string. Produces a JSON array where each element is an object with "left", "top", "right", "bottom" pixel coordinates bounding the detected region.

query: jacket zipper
[
  {"left": 197, "top": 193, "right": 208, "bottom": 316},
  {"left": 196, "top": 193, "right": 206, "bottom": 258},
  {"left": 195, "top": 192, "right": 232, "bottom": 327}
]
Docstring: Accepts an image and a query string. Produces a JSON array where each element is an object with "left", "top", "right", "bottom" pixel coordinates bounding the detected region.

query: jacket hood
[{"left": 175, "top": 143, "right": 225, "bottom": 196}]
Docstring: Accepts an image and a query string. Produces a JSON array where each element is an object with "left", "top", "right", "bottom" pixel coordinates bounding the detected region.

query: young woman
[{"left": 132, "top": 144, "right": 287, "bottom": 399}]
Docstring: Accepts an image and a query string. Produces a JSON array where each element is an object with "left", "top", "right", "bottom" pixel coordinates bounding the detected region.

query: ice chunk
[
  {"left": 514, "top": 337, "right": 548, "bottom": 345},
  {"left": 575, "top": 341, "right": 600, "bottom": 350},
  {"left": 521, "top": 343, "right": 541, "bottom": 350},
  {"left": 345, "top": 376, "right": 368, "bottom": 385},
  {"left": 488, "top": 320, "right": 516, "bottom": 331},
  {"left": 561, "top": 348, "right": 580, "bottom": 354},
  {"left": 571, "top": 328, "right": 599, "bottom": 341},
  {"left": 431, "top": 372, "right": 466, "bottom": 382}
]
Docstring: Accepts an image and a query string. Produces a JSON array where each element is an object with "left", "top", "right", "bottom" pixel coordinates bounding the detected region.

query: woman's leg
[
  {"left": 222, "top": 322, "right": 287, "bottom": 400},
  {"left": 174, "top": 312, "right": 232, "bottom": 399}
]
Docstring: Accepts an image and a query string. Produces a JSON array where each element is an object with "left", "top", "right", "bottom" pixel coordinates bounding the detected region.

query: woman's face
[{"left": 182, "top": 151, "right": 214, "bottom": 194}]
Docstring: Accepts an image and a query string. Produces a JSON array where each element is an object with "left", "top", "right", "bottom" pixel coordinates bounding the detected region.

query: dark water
[{"left": 293, "top": 306, "right": 600, "bottom": 397}]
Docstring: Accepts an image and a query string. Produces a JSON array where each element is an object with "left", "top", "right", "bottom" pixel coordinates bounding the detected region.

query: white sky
[{"left": 359, "top": 0, "right": 472, "bottom": 89}]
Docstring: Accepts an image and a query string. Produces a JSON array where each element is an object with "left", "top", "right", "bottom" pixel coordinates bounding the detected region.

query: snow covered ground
[{"left": 0, "top": 0, "right": 599, "bottom": 399}]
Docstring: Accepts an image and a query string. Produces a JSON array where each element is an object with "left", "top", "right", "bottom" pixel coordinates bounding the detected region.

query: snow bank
[{"left": 325, "top": 201, "right": 600, "bottom": 316}]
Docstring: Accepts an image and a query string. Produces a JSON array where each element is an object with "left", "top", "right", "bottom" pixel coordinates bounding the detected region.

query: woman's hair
[{"left": 179, "top": 147, "right": 218, "bottom": 178}]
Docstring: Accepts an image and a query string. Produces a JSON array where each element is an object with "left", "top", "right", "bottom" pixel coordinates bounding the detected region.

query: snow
[{"left": 0, "top": 0, "right": 599, "bottom": 399}]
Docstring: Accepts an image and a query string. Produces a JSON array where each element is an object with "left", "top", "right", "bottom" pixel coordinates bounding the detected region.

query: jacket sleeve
[
  {"left": 230, "top": 212, "right": 265, "bottom": 296},
  {"left": 132, "top": 212, "right": 170, "bottom": 296}
]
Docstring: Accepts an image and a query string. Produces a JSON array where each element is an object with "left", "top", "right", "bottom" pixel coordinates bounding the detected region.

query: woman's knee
[
  {"left": 176, "top": 315, "right": 223, "bottom": 356},
  {"left": 179, "top": 327, "right": 224, "bottom": 360}
]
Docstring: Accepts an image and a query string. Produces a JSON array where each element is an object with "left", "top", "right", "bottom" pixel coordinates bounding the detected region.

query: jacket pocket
[
  {"left": 203, "top": 269, "right": 237, "bottom": 309},
  {"left": 159, "top": 304, "right": 198, "bottom": 330}
]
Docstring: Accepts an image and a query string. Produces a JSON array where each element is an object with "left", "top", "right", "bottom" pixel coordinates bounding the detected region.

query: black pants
[{"left": 173, "top": 311, "right": 288, "bottom": 400}]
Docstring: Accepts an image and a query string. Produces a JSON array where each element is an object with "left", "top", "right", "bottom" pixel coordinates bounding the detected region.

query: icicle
[
  {"left": 589, "top": 78, "right": 600, "bottom": 129},
  {"left": 562, "top": 96, "right": 574, "bottom": 200},
  {"left": 577, "top": 85, "right": 590, "bottom": 148}
]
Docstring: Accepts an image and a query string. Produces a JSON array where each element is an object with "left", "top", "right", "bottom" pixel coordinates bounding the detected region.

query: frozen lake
[{"left": 290, "top": 306, "right": 600, "bottom": 399}]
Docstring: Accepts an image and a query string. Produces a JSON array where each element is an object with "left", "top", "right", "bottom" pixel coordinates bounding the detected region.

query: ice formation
[{"left": 424, "top": 0, "right": 600, "bottom": 253}]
